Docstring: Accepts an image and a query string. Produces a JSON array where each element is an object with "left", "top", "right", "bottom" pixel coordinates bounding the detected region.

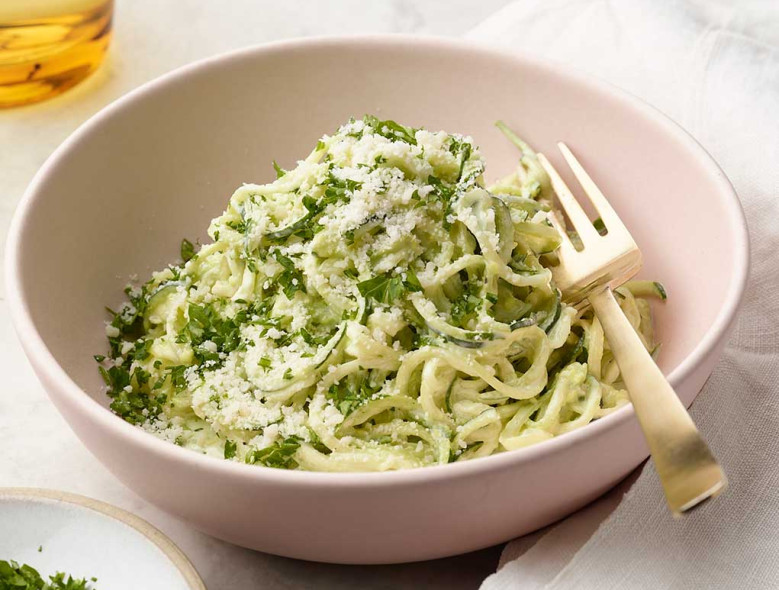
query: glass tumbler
[{"left": 0, "top": 0, "right": 113, "bottom": 108}]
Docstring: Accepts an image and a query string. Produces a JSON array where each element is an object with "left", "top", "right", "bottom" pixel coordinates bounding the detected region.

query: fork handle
[{"left": 588, "top": 287, "right": 726, "bottom": 514}]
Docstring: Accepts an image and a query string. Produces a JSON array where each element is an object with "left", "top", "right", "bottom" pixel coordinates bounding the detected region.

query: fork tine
[
  {"left": 538, "top": 153, "right": 600, "bottom": 244},
  {"left": 547, "top": 210, "right": 579, "bottom": 258},
  {"left": 556, "top": 143, "right": 621, "bottom": 232}
]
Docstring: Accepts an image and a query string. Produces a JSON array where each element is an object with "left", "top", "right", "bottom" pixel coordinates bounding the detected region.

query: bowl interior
[{"left": 13, "top": 38, "right": 741, "bottom": 413}]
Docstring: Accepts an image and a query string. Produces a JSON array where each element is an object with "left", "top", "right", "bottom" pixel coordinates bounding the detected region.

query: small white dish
[{"left": 0, "top": 488, "right": 205, "bottom": 590}]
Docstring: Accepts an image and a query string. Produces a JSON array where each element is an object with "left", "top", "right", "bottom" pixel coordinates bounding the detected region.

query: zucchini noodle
[{"left": 97, "top": 116, "right": 665, "bottom": 471}]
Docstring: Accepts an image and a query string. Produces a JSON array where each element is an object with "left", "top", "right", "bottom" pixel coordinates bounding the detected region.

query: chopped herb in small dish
[{"left": 0, "top": 560, "right": 97, "bottom": 590}]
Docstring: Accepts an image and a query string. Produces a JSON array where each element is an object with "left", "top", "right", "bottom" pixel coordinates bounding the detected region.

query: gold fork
[{"left": 538, "top": 143, "right": 726, "bottom": 515}]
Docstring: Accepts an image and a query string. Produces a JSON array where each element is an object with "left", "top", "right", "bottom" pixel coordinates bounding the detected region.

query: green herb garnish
[
  {"left": 326, "top": 377, "right": 383, "bottom": 416},
  {"left": 245, "top": 436, "right": 302, "bottom": 469},
  {"left": 357, "top": 274, "right": 405, "bottom": 305},
  {"left": 180, "top": 238, "right": 196, "bottom": 262},
  {"left": 0, "top": 560, "right": 97, "bottom": 590},
  {"left": 363, "top": 115, "right": 417, "bottom": 145},
  {"left": 271, "top": 250, "right": 307, "bottom": 299},
  {"left": 357, "top": 269, "right": 422, "bottom": 304}
]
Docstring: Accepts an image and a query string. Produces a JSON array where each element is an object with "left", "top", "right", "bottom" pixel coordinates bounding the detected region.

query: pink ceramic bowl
[{"left": 6, "top": 36, "right": 748, "bottom": 564}]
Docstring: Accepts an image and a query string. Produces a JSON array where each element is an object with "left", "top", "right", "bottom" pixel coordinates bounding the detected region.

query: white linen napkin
[{"left": 466, "top": 0, "right": 779, "bottom": 587}]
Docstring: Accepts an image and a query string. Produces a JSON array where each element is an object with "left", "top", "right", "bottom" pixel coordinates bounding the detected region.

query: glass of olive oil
[{"left": 0, "top": 0, "right": 113, "bottom": 108}]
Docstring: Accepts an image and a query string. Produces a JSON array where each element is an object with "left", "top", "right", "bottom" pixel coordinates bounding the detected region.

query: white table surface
[{"left": 0, "top": 1, "right": 513, "bottom": 588}]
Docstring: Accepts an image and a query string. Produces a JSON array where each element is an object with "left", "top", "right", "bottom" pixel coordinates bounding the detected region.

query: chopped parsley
[
  {"left": 0, "top": 561, "right": 97, "bottom": 590},
  {"left": 226, "top": 219, "right": 249, "bottom": 234},
  {"left": 448, "top": 136, "right": 472, "bottom": 179},
  {"left": 326, "top": 378, "right": 383, "bottom": 416},
  {"left": 224, "top": 439, "right": 237, "bottom": 459},
  {"left": 362, "top": 115, "right": 417, "bottom": 145},
  {"left": 271, "top": 250, "right": 307, "bottom": 299},
  {"left": 245, "top": 436, "right": 302, "bottom": 469},
  {"left": 403, "top": 269, "right": 423, "bottom": 292},
  {"left": 357, "top": 270, "right": 422, "bottom": 305},
  {"left": 95, "top": 359, "right": 165, "bottom": 425},
  {"left": 449, "top": 279, "right": 483, "bottom": 328},
  {"left": 357, "top": 274, "right": 405, "bottom": 305},
  {"left": 184, "top": 302, "right": 243, "bottom": 362},
  {"left": 180, "top": 238, "right": 195, "bottom": 262}
]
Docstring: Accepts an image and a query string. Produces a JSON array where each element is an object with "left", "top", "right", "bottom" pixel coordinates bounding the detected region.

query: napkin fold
[{"left": 467, "top": 0, "right": 779, "bottom": 587}]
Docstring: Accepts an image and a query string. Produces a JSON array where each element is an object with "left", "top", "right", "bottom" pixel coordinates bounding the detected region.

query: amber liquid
[{"left": 0, "top": 0, "right": 113, "bottom": 108}]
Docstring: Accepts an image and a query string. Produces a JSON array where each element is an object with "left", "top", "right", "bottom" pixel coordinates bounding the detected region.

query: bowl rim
[
  {"left": 5, "top": 34, "right": 750, "bottom": 488},
  {"left": 0, "top": 487, "right": 206, "bottom": 589}
]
